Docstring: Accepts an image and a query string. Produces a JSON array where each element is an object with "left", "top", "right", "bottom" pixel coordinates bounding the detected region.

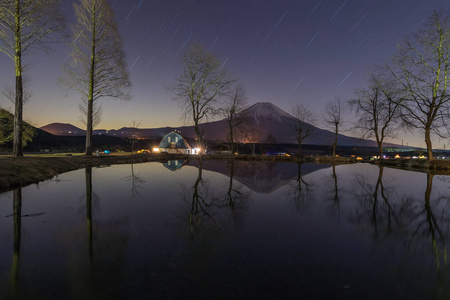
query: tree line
[
  {"left": 169, "top": 8, "right": 450, "bottom": 160},
  {"left": 0, "top": 1, "right": 449, "bottom": 161},
  {"left": 286, "top": 9, "right": 450, "bottom": 160}
]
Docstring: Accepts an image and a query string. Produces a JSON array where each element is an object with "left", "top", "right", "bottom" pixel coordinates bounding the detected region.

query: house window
[
  {"left": 175, "top": 137, "right": 178, "bottom": 142},
  {"left": 168, "top": 136, "right": 171, "bottom": 142}
]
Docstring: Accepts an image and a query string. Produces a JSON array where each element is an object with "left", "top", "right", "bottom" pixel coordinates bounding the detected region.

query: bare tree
[
  {"left": 290, "top": 103, "right": 317, "bottom": 157},
  {"left": 322, "top": 98, "right": 345, "bottom": 157},
  {"left": 386, "top": 10, "right": 450, "bottom": 160},
  {"left": 63, "top": 0, "right": 131, "bottom": 156},
  {"left": 0, "top": 0, "right": 65, "bottom": 156},
  {"left": 221, "top": 84, "right": 248, "bottom": 154},
  {"left": 349, "top": 73, "right": 402, "bottom": 159},
  {"left": 171, "top": 41, "right": 235, "bottom": 151}
]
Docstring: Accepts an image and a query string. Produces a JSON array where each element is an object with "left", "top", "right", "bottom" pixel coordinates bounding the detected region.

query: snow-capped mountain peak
[{"left": 242, "top": 102, "right": 293, "bottom": 124}]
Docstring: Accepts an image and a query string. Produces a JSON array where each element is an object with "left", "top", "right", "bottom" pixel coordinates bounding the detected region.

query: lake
[{"left": 0, "top": 160, "right": 449, "bottom": 299}]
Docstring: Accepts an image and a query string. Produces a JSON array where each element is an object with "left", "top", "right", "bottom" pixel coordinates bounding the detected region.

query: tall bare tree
[
  {"left": 349, "top": 74, "right": 402, "bottom": 159},
  {"left": 387, "top": 10, "right": 450, "bottom": 160},
  {"left": 322, "top": 98, "right": 345, "bottom": 157},
  {"left": 171, "top": 41, "right": 235, "bottom": 151},
  {"left": 290, "top": 103, "right": 316, "bottom": 157},
  {"left": 221, "top": 84, "right": 248, "bottom": 154},
  {"left": 63, "top": 0, "right": 131, "bottom": 156},
  {"left": 0, "top": 0, "right": 65, "bottom": 156}
]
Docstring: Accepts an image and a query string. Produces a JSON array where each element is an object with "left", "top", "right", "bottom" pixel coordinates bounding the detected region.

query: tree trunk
[
  {"left": 378, "top": 141, "right": 383, "bottom": 159},
  {"left": 228, "top": 121, "right": 234, "bottom": 154},
  {"left": 12, "top": 0, "right": 23, "bottom": 157},
  {"left": 425, "top": 126, "right": 433, "bottom": 160},
  {"left": 12, "top": 75, "right": 23, "bottom": 157},
  {"left": 86, "top": 3, "right": 96, "bottom": 156},
  {"left": 332, "top": 124, "right": 338, "bottom": 157},
  {"left": 85, "top": 99, "right": 93, "bottom": 156},
  {"left": 230, "top": 129, "right": 234, "bottom": 154}
]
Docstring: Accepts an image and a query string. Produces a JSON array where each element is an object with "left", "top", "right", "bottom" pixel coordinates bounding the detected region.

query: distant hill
[
  {"left": 0, "top": 114, "right": 129, "bottom": 152},
  {"left": 40, "top": 102, "right": 399, "bottom": 147},
  {"left": 40, "top": 123, "right": 86, "bottom": 136},
  {"left": 39, "top": 123, "right": 86, "bottom": 136}
]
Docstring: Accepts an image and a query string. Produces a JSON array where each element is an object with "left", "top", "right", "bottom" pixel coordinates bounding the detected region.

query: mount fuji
[{"left": 41, "top": 102, "right": 383, "bottom": 147}]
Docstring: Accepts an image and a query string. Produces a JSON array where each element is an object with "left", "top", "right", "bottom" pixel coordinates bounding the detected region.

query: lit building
[{"left": 158, "top": 131, "right": 200, "bottom": 154}]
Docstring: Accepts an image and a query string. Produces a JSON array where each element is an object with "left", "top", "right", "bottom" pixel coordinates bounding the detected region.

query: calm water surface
[{"left": 0, "top": 160, "right": 449, "bottom": 299}]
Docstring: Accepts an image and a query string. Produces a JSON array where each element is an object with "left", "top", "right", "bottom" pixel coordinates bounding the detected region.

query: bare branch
[
  {"left": 290, "top": 102, "right": 317, "bottom": 156},
  {"left": 170, "top": 41, "right": 236, "bottom": 149}
]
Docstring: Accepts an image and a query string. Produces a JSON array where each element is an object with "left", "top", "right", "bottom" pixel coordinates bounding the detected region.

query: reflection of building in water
[
  {"left": 158, "top": 131, "right": 200, "bottom": 154},
  {"left": 163, "top": 160, "right": 187, "bottom": 171}
]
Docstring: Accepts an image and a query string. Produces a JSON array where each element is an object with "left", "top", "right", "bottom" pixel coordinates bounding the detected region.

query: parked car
[{"left": 137, "top": 149, "right": 150, "bottom": 154}]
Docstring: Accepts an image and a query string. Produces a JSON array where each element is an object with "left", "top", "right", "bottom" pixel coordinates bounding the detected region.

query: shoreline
[
  {"left": 2, "top": 154, "right": 450, "bottom": 193},
  {"left": 373, "top": 158, "right": 450, "bottom": 175},
  {"left": 0, "top": 154, "right": 355, "bottom": 192}
]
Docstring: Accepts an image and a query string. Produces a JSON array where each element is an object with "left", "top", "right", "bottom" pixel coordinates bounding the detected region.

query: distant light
[{"left": 153, "top": 147, "right": 160, "bottom": 153}]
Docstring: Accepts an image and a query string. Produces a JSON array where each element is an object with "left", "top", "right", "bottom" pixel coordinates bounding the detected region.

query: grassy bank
[
  {"left": 0, "top": 154, "right": 186, "bottom": 192},
  {"left": 374, "top": 158, "right": 450, "bottom": 175}
]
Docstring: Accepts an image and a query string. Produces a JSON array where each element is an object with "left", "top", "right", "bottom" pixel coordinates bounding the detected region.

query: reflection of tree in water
[
  {"left": 350, "top": 167, "right": 450, "bottom": 299},
  {"left": 178, "top": 159, "right": 251, "bottom": 243},
  {"left": 178, "top": 159, "right": 220, "bottom": 244},
  {"left": 322, "top": 164, "right": 342, "bottom": 219},
  {"left": 216, "top": 160, "right": 250, "bottom": 227},
  {"left": 166, "top": 159, "right": 251, "bottom": 297},
  {"left": 286, "top": 162, "right": 315, "bottom": 213},
  {"left": 121, "top": 163, "right": 145, "bottom": 197},
  {"left": 410, "top": 174, "right": 450, "bottom": 299},
  {"left": 65, "top": 167, "right": 130, "bottom": 299},
  {"left": 350, "top": 166, "right": 407, "bottom": 238},
  {"left": 9, "top": 188, "right": 22, "bottom": 299}
]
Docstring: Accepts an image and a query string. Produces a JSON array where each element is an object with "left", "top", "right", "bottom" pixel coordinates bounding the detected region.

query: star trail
[{"left": 0, "top": 0, "right": 449, "bottom": 148}]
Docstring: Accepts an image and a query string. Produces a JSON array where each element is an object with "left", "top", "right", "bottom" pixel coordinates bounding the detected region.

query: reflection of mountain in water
[{"left": 187, "top": 161, "right": 330, "bottom": 193}]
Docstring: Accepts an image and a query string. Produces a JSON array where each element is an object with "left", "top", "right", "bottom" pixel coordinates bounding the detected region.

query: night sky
[{"left": 1, "top": 0, "right": 450, "bottom": 147}]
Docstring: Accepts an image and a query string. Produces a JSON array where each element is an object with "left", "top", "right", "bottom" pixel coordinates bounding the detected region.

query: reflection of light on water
[{"left": 0, "top": 162, "right": 448, "bottom": 299}]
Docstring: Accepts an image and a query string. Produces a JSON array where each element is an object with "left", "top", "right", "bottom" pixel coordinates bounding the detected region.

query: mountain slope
[
  {"left": 197, "top": 102, "right": 379, "bottom": 146},
  {"left": 39, "top": 102, "right": 392, "bottom": 147}
]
